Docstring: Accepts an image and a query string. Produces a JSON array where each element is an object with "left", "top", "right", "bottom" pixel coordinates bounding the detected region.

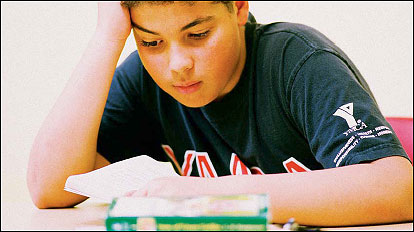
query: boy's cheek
[{"left": 139, "top": 54, "right": 170, "bottom": 84}]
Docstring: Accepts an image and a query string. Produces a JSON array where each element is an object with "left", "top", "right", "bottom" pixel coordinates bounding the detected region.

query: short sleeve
[
  {"left": 97, "top": 51, "right": 166, "bottom": 163},
  {"left": 289, "top": 50, "right": 410, "bottom": 168}
]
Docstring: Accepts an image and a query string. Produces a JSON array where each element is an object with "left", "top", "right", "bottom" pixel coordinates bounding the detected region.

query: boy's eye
[
  {"left": 139, "top": 30, "right": 209, "bottom": 47},
  {"left": 141, "top": 40, "right": 163, "bottom": 47},
  {"left": 188, "top": 30, "right": 210, "bottom": 39}
]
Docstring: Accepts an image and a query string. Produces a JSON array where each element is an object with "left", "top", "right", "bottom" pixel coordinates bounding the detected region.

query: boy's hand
[
  {"left": 95, "top": 2, "right": 132, "bottom": 42},
  {"left": 124, "top": 176, "right": 213, "bottom": 198}
]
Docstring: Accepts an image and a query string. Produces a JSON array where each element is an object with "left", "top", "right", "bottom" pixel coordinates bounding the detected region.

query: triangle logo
[{"left": 339, "top": 103, "right": 353, "bottom": 116}]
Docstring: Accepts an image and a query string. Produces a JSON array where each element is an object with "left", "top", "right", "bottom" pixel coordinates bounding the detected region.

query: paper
[{"left": 64, "top": 155, "right": 179, "bottom": 203}]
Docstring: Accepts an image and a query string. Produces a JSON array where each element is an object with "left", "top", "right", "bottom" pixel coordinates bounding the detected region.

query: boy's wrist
[{"left": 92, "top": 29, "right": 130, "bottom": 46}]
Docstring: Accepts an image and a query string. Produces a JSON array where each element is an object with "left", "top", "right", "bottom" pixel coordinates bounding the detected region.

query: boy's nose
[{"left": 168, "top": 45, "right": 193, "bottom": 75}]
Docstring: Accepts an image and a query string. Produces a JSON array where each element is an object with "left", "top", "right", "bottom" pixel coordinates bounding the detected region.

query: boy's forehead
[
  {"left": 131, "top": 1, "right": 197, "bottom": 7},
  {"left": 128, "top": 1, "right": 231, "bottom": 13},
  {"left": 124, "top": 1, "right": 226, "bottom": 8},
  {"left": 130, "top": 1, "right": 231, "bottom": 28}
]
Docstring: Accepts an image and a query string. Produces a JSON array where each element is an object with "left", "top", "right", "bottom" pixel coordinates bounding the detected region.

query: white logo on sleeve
[
  {"left": 333, "top": 103, "right": 367, "bottom": 136},
  {"left": 332, "top": 102, "right": 393, "bottom": 167},
  {"left": 333, "top": 103, "right": 357, "bottom": 128}
]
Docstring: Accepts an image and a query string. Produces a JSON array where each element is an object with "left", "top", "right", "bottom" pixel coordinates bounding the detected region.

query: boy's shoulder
[
  {"left": 250, "top": 21, "right": 351, "bottom": 85},
  {"left": 254, "top": 22, "right": 339, "bottom": 53}
]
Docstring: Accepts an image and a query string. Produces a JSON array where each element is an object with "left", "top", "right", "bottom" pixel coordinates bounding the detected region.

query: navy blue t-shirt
[{"left": 97, "top": 20, "right": 409, "bottom": 177}]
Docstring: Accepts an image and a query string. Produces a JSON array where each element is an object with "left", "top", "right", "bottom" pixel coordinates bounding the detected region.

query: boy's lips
[{"left": 173, "top": 81, "right": 202, "bottom": 94}]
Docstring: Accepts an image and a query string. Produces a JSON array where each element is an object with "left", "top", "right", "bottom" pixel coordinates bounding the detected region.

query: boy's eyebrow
[
  {"left": 180, "top": 16, "right": 214, "bottom": 32},
  {"left": 131, "top": 21, "right": 160, "bottom": 35},
  {"left": 131, "top": 16, "right": 214, "bottom": 35}
]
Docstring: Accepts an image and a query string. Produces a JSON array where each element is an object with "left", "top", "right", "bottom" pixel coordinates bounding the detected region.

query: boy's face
[{"left": 130, "top": 1, "right": 249, "bottom": 107}]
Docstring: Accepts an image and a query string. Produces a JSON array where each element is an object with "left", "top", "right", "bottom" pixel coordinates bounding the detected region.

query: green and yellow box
[{"left": 105, "top": 194, "right": 269, "bottom": 231}]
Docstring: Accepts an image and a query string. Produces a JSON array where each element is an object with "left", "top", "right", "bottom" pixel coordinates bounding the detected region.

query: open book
[{"left": 64, "top": 155, "right": 179, "bottom": 203}]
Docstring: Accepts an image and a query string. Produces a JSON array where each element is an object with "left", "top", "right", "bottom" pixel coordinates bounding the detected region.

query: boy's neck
[{"left": 215, "top": 26, "right": 247, "bottom": 101}]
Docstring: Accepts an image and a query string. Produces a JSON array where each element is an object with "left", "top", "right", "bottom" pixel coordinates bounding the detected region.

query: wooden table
[{"left": 1, "top": 199, "right": 412, "bottom": 231}]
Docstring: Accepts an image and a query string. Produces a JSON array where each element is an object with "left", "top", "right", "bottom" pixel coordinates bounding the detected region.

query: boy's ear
[{"left": 235, "top": 1, "right": 249, "bottom": 26}]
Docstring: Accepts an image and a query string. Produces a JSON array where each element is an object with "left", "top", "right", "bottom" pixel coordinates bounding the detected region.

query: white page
[{"left": 64, "top": 155, "right": 179, "bottom": 203}]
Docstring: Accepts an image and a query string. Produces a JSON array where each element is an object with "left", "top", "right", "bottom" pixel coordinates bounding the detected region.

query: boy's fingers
[
  {"left": 123, "top": 190, "right": 136, "bottom": 197},
  {"left": 123, "top": 189, "right": 147, "bottom": 197}
]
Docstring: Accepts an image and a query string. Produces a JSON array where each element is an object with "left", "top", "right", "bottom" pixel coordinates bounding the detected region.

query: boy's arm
[
  {"left": 133, "top": 156, "right": 413, "bottom": 226},
  {"left": 27, "top": 2, "right": 128, "bottom": 209}
]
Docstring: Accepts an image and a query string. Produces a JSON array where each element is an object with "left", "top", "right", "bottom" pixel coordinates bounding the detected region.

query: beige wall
[{"left": 1, "top": 2, "right": 412, "bottom": 207}]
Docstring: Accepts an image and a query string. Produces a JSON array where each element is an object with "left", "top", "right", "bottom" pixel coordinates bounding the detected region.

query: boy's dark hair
[{"left": 120, "top": 1, "right": 234, "bottom": 13}]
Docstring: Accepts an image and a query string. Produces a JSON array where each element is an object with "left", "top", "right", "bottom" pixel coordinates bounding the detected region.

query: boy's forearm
[
  {"left": 137, "top": 156, "right": 411, "bottom": 226},
  {"left": 211, "top": 156, "right": 413, "bottom": 226},
  {"left": 27, "top": 33, "right": 126, "bottom": 208}
]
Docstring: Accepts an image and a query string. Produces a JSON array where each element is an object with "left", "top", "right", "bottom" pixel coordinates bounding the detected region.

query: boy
[{"left": 27, "top": 1, "right": 412, "bottom": 226}]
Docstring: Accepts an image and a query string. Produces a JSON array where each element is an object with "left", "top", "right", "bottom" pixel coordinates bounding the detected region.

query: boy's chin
[
  {"left": 178, "top": 100, "right": 210, "bottom": 108},
  {"left": 174, "top": 96, "right": 213, "bottom": 108}
]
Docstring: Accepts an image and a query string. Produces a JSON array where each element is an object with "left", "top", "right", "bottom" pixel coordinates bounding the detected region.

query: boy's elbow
[
  {"left": 26, "top": 176, "right": 57, "bottom": 209},
  {"left": 389, "top": 178, "right": 413, "bottom": 222},
  {"left": 369, "top": 156, "right": 413, "bottom": 223},
  {"left": 30, "top": 196, "right": 66, "bottom": 209},
  {"left": 26, "top": 161, "right": 51, "bottom": 208},
  {"left": 382, "top": 157, "right": 413, "bottom": 222},
  {"left": 27, "top": 169, "right": 86, "bottom": 209},
  {"left": 398, "top": 166, "right": 413, "bottom": 221},
  {"left": 29, "top": 188, "right": 87, "bottom": 209},
  {"left": 30, "top": 193, "right": 54, "bottom": 209},
  {"left": 27, "top": 164, "right": 46, "bottom": 208},
  {"left": 31, "top": 196, "right": 77, "bottom": 209}
]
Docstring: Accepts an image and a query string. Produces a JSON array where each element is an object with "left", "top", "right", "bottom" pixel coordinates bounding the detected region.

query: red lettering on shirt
[
  {"left": 195, "top": 152, "right": 218, "bottom": 178},
  {"left": 165, "top": 148, "right": 267, "bottom": 177},
  {"left": 230, "top": 153, "right": 252, "bottom": 175},
  {"left": 161, "top": 144, "right": 182, "bottom": 175},
  {"left": 250, "top": 166, "right": 265, "bottom": 175},
  {"left": 181, "top": 150, "right": 196, "bottom": 176},
  {"left": 282, "top": 157, "right": 311, "bottom": 173}
]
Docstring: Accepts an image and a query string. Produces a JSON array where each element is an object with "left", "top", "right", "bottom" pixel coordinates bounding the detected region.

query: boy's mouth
[{"left": 173, "top": 81, "right": 202, "bottom": 94}]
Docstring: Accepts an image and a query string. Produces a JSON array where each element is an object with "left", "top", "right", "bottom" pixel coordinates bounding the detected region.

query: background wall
[{"left": 1, "top": 1, "right": 413, "bottom": 207}]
